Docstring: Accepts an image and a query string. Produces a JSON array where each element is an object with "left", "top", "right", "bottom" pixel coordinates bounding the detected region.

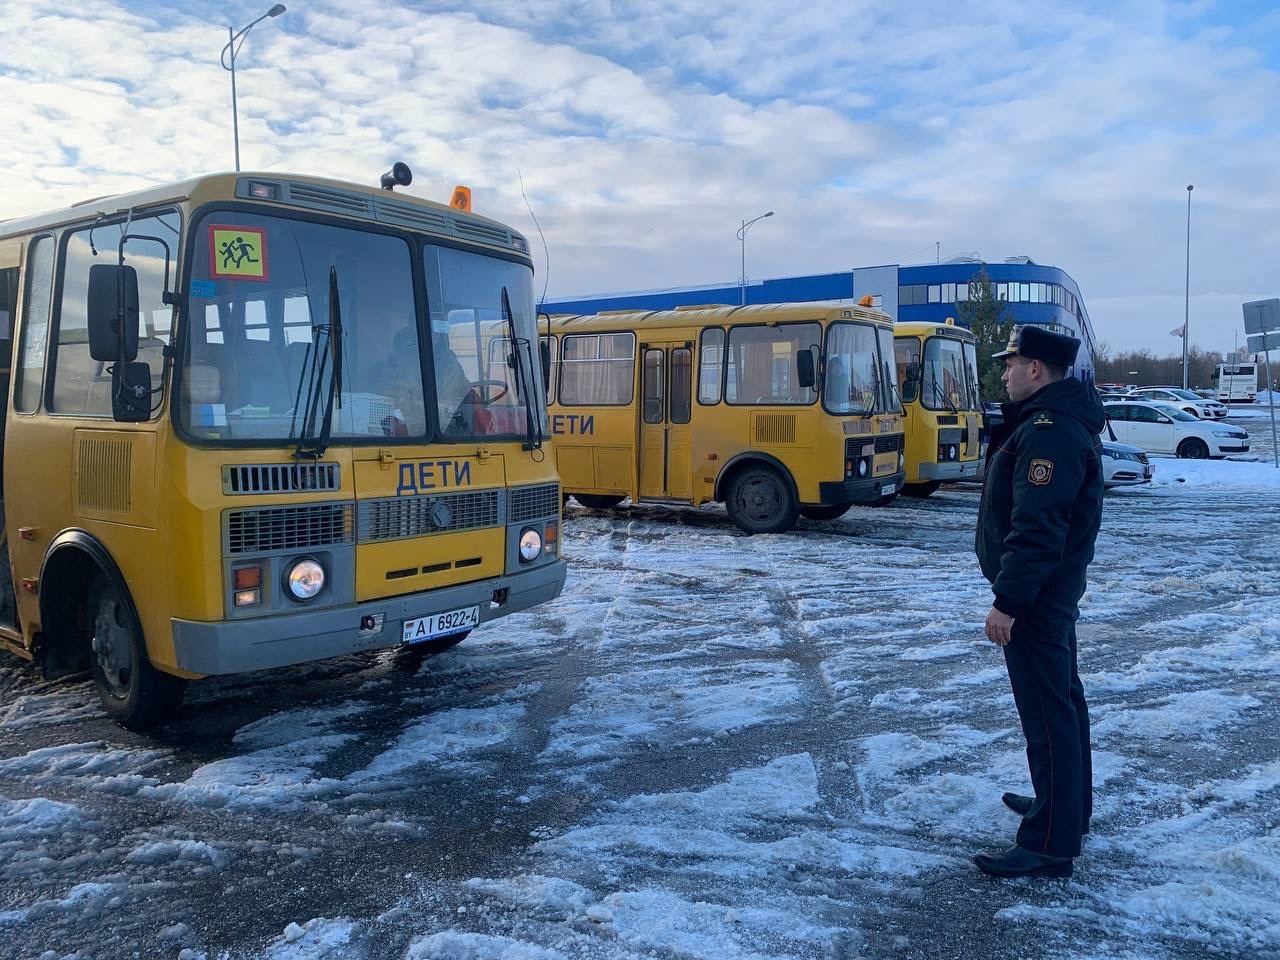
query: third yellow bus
[{"left": 892, "top": 319, "right": 985, "bottom": 496}]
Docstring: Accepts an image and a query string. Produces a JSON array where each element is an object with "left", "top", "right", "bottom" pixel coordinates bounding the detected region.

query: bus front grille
[
  {"left": 358, "top": 489, "right": 501, "bottom": 543},
  {"left": 874, "top": 434, "right": 903, "bottom": 454},
  {"left": 225, "top": 502, "right": 354, "bottom": 555},
  {"left": 223, "top": 462, "right": 341, "bottom": 495},
  {"left": 509, "top": 483, "right": 560, "bottom": 524}
]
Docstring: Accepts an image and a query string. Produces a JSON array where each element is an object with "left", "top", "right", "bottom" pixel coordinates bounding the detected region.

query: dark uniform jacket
[{"left": 976, "top": 377, "right": 1106, "bottom": 618}]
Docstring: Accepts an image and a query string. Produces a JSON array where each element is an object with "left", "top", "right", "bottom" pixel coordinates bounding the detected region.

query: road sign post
[{"left": 1242, "top": 300, "right": 1280, "bottom": 468}]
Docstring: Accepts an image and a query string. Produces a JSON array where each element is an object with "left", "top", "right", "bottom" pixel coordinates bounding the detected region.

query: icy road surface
[{"left": 1, "top": 460, "right": 1278, "bottom": 960}]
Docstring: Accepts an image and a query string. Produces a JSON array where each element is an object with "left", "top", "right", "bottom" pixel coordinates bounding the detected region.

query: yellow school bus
[
  {"left": 543, "top": 302, "right": 905, "bottom": 533},
  {"left": 0, "top": 166, "right": 565, "bottom": 728},
  {"left": 892, "top": 319, "right": 984, "bottom": 495}
]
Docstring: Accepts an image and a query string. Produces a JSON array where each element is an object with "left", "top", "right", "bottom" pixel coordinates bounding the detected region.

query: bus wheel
[
  {"left": 726, "top": 465, "right": 799, "bottom": 534},
  {"left": 1176, "top": 438, "right": 1210, "bottom": 459},
  {"left": 88, "top": 574, "right": 184, "bottom": 730},
  {"left": 901, "top": 481, "right": 942, "bottom": 498},
  {"left": 800, "top": 503, "right": 851, "bottom": 521},
  {"left": 573, "top": 494, "right": 626, "bottom": 509}
]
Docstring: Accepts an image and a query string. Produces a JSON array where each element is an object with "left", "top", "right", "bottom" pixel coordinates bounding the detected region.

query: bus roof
[
  {"left": 0, "top": 171, "right": 527, "bottom": 253},
  {"left": 545, "top": 300, "right": 891, "bottom": 334},
  {"left": 893, "top": 319, "right": 977, "bottom": 342}
]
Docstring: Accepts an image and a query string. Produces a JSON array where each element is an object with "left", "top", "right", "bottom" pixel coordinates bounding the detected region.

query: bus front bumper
[
  {"left": 917, "top": 460, "right": 984, "bottom": 481},
  {"left": 818, "top": 470, "right": 905, "bottom": 505},
  {"left": 170, "top": 559, "right": 567, "bottom": 676}
]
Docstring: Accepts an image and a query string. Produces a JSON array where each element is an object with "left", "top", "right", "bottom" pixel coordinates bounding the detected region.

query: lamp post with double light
[
  {"left": 220, "top": 4, "right": 286, "bottom": 172},
  {"left": 737, "top": 210, "right": 773, "bottom": 306}
]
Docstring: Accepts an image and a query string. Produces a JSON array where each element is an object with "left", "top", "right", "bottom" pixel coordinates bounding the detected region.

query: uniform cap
[{"left": 992, "top": 324, "right": 1080, "bottom": 366}]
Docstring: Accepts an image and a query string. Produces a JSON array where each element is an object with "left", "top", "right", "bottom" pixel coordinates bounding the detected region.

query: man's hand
[{"left": 985, "top": 607, "right": 1015, "bottom": 646}]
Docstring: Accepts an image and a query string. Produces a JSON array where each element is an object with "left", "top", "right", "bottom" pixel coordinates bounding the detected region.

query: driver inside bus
[
  {"left": 379, "top": 324, "right": 428, "bottom": 436},
  {"left": 429, "top": 320, "right": 478, "bottom": 435},
  {"left": 826, "top": 356, "right": 852, "bottom": 411}
]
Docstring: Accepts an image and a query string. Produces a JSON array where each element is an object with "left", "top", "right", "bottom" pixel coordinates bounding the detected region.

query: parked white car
[
  {"left": 1125, "top": 387, "right": 1228, "bottom": 419},
  {"left": 1100, "top": 439, "right": 1153, "bottom": 487},
  {"left": 1102, "top": 401, "right": 1250, "bottom": 459}
]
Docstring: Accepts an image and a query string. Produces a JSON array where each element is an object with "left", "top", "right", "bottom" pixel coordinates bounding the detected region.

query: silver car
[
  {"left": 1127, "top": 386, "right": 1228, "bottom": 419},
  {"left": 1100, "top": 439, "right": 1153, "bottom": 487}
]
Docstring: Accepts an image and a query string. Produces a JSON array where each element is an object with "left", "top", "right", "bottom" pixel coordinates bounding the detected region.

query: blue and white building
[{"left": 542, "top": 256, "right": 1098, "bottom": 381}]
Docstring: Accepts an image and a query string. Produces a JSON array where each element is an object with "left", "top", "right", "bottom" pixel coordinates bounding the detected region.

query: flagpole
[{"left": 1182, "top": 184, "right": 1193, "bottom": 389}]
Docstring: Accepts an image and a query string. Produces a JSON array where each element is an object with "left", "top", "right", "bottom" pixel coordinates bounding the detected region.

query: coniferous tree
[{"left": 957, "top": 269, "right": 1015, "bottom": 402}]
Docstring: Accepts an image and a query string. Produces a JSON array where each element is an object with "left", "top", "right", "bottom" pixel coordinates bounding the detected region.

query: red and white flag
[{"left": 1169, "top": 324, "right": 1186, "bottom": 338}]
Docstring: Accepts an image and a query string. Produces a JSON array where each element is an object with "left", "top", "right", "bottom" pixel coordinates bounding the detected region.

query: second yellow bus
[{"left": 544, "top": 302, "right": 905, "bottom": 534}]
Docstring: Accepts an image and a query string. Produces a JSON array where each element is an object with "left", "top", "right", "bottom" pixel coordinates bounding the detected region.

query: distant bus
[
  {"left": 1212, "top": 362, "right": 1257, "bottom": 403},
  {"left": 892, "top": 320, "right": 984, "bottom": 496},
  {"left": 544, "top": 302, "right": 905, "bottom": 534}
]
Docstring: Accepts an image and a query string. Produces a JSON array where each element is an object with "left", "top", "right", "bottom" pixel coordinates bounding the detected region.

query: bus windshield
[
  {"left": 922, "top": 336, "right": 980, "bottom": 412},
  {"left": 824, "top": 321, "right": 891, "bottom": 414},
  {"left": 179, "top": 213, "right": 544, "bottom": 443}
]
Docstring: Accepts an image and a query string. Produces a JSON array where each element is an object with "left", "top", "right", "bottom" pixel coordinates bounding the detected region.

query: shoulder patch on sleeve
[
  {"left": 1028, "top": 459, "right": 1054, "bottom": 485},
  {"left": 1032, "top": 411, "right": 1054, "bottom": 428}
]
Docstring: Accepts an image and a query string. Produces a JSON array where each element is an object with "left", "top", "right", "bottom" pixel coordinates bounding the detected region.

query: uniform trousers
[{"left": 1002, "top": 588, "right": 1093, "bottom": 859}]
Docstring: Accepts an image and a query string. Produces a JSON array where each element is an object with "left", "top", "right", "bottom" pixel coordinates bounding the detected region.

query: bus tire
[
  {"left": 1176, "top": 438, "right": 1210, "bottom": 459},
  {"left": 573, "top": 494, "right": 626, "bottom": 509},
  {"left": 800, "top": 503, "right": 851, "bottom": 521},
  {"left": 88, "top": 573, "right": 184, "bottom": 730},
  {"left": 725, "top": 464, "right": 799, "bottom": 534},
  {"left": 901, "top": 481, "right": 942, "bottom": 498}
]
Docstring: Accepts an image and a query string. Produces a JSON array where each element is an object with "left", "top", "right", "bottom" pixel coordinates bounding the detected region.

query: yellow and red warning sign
[{"left": 209, "top": 225, "right": 269, "bottom": 281}]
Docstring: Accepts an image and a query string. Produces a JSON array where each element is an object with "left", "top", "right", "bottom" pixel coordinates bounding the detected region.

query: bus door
[
  {"left": 0, "top": 242, "right": 18, "bottom": 630},
  {"left": 639, "top": 342, "right": 693, "bottom": 500}
]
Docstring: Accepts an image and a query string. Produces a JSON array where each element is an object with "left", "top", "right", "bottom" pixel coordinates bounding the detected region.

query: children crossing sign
[{"left": 208, "top": 225, "right": 269, "bottom": 280}]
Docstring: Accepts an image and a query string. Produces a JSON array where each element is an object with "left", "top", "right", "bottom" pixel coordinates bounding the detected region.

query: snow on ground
[{"left": 0, "top": 462, "right": 1278, "bottom": 959}]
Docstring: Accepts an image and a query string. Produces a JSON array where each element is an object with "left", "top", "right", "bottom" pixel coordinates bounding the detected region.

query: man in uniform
[{"left": 973, "top": 324, "right": 1105, "bottom": 879}]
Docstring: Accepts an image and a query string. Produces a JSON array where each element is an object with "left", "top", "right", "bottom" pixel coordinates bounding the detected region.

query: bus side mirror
[
  {"left": 87, "top": 263, "right": 139, "bottom": 362},
  {"left": 796, "top": 349, "right": 815, "bottom": 389},
  {"left": 540, "top": 339, "right": 551, "bottom": 387},
  {"left": 113, "top": 361, "right": 152, "bottom": 422}
]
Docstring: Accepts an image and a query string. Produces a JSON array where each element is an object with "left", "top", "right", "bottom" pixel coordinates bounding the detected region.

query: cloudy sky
[{"left": 3, "top": 0, "right": 1279, "bottom": 354}]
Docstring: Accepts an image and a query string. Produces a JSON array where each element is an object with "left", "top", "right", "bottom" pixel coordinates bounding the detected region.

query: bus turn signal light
[{"left": 233, "top": 565, "right": 262, "bottom": 590}]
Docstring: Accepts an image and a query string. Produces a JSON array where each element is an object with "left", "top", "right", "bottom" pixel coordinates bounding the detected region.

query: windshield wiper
[
  {"left": 932, "top": 374, "right": 959, "bottom": 414},
  {"left": 503, "top": 286, "right": 543, "bottom": 451},
  {"left": 293, "top": 266, "right": 344, "bottom": 460}
]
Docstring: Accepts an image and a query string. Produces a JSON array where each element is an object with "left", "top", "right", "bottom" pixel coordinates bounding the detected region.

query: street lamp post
[
  {"left": 737, "top": 211, "right": 774, "bottom": 306},
  {"left": 220, "top": 4, "right": 287, "bottom": 172},
  {"left": 1182, "top": 184, "right": 1193, "bottom": 389}
]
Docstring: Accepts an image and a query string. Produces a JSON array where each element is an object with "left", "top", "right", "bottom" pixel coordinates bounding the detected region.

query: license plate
[
  {"left": 402, "top": 605, "right": 479, "bottom": 644},
  {"left": 881, "top": 482, "right": 896, "bottom": 496}
]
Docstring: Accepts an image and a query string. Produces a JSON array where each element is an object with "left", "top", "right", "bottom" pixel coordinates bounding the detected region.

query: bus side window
[
  {"left": 671, "top": 347, "right": 692, "bottom": 424},
  {"left": 698, "top": 328, "right": 723, "bottom": 405},
  {"left": 14, "top": 235, "right": 54, "bottom": 414}
]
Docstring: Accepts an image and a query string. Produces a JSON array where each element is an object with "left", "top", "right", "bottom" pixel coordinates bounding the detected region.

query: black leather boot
[
  {"left": 1001, "top": 792, "right": 1089, "bottom": 834},
  {"left": 1002, "top": 792, "right": 1034, "bottom": 816},
  {"left": 973, "top": 845, "right": 1073, "bottom": 878}
]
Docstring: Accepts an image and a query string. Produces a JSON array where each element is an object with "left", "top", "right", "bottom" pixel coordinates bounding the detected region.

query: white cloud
[{"left": 1, "top": 0, "right": 1278, "bottom": 353}]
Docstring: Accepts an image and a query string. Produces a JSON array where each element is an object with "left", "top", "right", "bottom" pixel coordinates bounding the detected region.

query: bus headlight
[
  {"left": 286, "top": 558, "right": 325, "bottom": 601},
  {"left": 519, "top": 528, "right": 543, "bottom": 562},
  {"left": 898, "top": 451, "right": 905, "bottom": 469},
  {"left": 857, "top": 459, "right": 869, "bottom": 478}
]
